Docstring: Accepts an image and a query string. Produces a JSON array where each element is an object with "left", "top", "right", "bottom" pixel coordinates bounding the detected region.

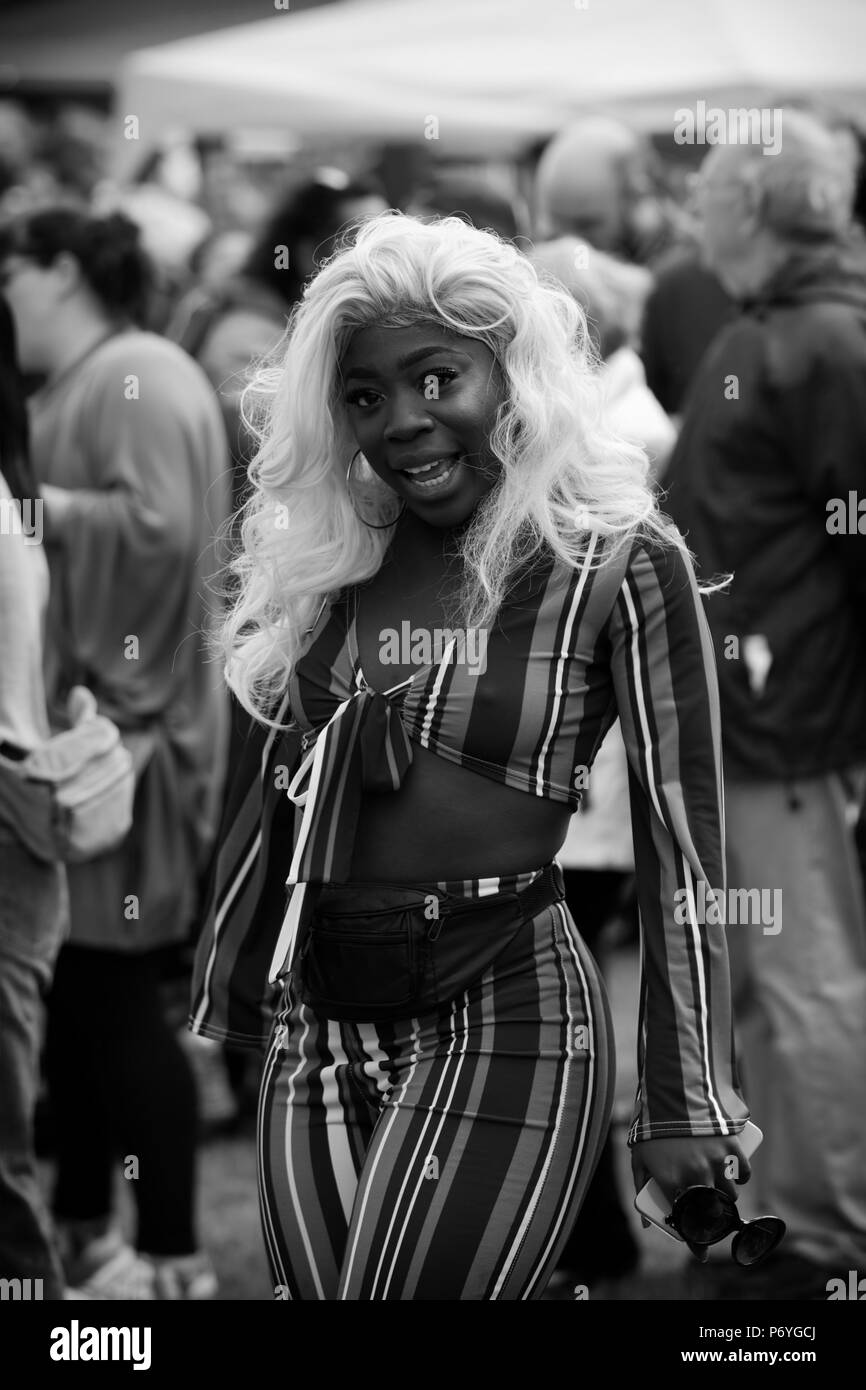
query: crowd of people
[{"left": 0, "top": 98, "right": 864, "bottom": 1300}]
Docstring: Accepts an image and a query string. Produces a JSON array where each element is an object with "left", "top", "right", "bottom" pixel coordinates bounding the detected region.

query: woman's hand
[
  {"left": 631, "top": 1133, "right": 751, "bottom": 1204},
  {"left": 631, "top": 1134, "right": 751, "bottom": 1262}
]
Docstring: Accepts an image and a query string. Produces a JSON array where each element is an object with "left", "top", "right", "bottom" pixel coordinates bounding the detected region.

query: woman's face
[{"left": 340, "top": 324, "right": 505, "bottom": 529}]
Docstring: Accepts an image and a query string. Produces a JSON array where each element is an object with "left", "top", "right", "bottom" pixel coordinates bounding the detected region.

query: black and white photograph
[{"left": 0, "top": 0, "right": 864, "bottom": 1363}]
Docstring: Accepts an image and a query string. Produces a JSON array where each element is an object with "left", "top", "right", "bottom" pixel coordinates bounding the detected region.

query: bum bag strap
[
  {"left": 512, "top": 862, "right": 566, "bottom": 920},
  {"left": 309, "top": 862, "right": 566, "bottom": 923}
]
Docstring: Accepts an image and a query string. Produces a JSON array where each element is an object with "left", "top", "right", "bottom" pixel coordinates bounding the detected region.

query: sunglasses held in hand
[{"left": 665, "top": 1186, "right": 786, "bottom": 1267}]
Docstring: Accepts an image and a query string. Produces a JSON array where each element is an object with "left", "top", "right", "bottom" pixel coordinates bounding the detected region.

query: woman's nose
[{"left": 382, "top": 387, "right": 435, "bottom": 441}]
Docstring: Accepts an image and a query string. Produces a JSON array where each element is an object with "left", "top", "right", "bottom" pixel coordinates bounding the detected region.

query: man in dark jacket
[
  {"left": 665, "top": 109, "right": 866, "bottom": 1297},
  {"left": 640, "top": 247, "right": 734, "bottom": 415}
]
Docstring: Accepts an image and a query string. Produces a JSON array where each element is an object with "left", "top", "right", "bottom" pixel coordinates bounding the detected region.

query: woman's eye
[
  {"left": 345, "top": 368, "right": 457, "bottom": 410},
  {"left": 345, "top": 388, "right": 382, "bottom": 410},
  {"left": 419, "top": 367, "right": 458, "bottom": 396}
]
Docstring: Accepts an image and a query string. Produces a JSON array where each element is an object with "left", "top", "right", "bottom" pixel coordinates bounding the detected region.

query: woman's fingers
[
  {"left": 632, "top": 1135, "right": 751, "bottom": 1204},
  {"left": 629, "top": 1151, "right": 653, "bottom": 1226},
  {"left": 630, "top": 1148, "right": 648, "bottom": 1191},
  {"left": 709, "top": 1140, "right": 751, "bottom": 1200}
]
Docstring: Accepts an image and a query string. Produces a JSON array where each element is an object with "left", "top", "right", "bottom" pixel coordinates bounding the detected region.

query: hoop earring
[{"left": 346, "top": 449, "right": 406, "bottom": 529}]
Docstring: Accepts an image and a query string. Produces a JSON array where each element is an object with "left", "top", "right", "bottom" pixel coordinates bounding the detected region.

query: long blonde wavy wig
[{"left": 223, "top": 211, "right": 680, "bottom": 724}]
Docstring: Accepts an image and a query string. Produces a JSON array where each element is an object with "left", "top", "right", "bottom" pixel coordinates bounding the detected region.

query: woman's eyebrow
[{"left": 343, "top": 344, "right": 472, "bottom": 379}]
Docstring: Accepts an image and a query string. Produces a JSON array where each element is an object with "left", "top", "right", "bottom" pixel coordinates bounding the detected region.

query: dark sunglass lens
[
  {"left": 676, "top": 1188, "right": 733, "bottom": 1243},
  {"left": 732, "top": 1217, "right": 786, "bottom": 1267}
]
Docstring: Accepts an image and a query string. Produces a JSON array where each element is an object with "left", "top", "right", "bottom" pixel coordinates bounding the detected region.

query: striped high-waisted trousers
[{"left": 257, "top": 869, "right": 615, "bottom": 1300}]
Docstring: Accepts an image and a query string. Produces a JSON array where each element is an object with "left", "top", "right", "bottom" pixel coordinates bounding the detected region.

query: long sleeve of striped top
[{"left": 606, "top": 538, "right": 749, "bottom": 1144}]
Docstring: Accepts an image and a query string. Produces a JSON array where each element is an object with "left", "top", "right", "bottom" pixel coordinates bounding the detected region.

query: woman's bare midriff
[
  {"left": 346, "top": 516, "right": 572, "bottom": 879},
  {"left": 349, "top": 739, "right": 572, "bottom": 881}
]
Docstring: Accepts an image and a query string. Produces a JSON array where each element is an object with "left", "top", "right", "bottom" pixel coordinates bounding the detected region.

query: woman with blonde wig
[{"left": 195, "top": 212, "right": 749, "bottom": 1300}]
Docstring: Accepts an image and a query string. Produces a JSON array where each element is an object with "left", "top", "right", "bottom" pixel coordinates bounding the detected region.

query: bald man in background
[
  {"left": 665, "top": 110, "right": 866, "bottom": 1298},
  {"left": 533, "top": 115, "right": 692, "bottom": 266}
]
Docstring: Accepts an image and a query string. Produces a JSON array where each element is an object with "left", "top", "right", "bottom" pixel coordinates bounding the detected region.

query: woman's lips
[{"left": 399, "top": 455, "right": 463, "bottom": 494}]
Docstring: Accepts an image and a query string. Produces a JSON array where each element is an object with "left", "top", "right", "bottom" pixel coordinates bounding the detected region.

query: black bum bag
[{"left": 291, "top": 863, "right": 565, "bottom": 1022}]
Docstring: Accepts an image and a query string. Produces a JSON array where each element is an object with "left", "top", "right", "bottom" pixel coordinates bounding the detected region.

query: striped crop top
[
  {"left": 287, "top": 529, "right": 726, "bottom": 812},
  {"left": 290, "top": 532, "right": 623, "bottom": 809},
  {"left": 279, "top": 531, "right": 727, "bottom": 929},
  {"left": 194, "top": 528, "right": 749, "bottom": 1143}
]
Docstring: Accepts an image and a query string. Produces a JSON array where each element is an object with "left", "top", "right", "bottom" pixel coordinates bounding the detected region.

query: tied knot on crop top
[{"left": 269, "top": 531, "right": 623, "bottom": 980}]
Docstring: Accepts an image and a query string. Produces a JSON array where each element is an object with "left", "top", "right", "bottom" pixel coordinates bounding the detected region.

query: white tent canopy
[{"left": 114, "top": 0, "right": 866, "bottom": 173}]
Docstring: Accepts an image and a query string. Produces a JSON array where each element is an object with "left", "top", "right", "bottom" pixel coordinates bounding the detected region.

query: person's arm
[{"left": 606, "top": 536, "right": 750, "bottom": 1197}]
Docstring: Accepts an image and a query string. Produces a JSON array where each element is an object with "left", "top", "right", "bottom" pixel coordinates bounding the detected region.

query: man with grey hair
[{"left": 665, "top": 109, "right": 866, "bottom": 1298}]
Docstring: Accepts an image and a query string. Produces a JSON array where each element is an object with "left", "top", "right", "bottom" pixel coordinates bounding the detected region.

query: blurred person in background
[
  {"left": 170, "top": 171, "right": 388, "bottom": 516},
  {"left": 532, "top": 115, "right": 735, "bottom": 419},
  {"left": 188, "top": 228, "right": 255, "bottom": 294},
  {"left": 0, "top": 101, "right": 40, "bottom": 214},
  {"left": 0, "top": 207, "right": 232, "bottom": 1299},
  {"left": 665, "top": 109, "right": 866, "bottom": 1298},
  {"left": 192, "top": 134, "right": 276, "bottom": 242},
  {"left": 530, "top": 236, "right": 676, "bottom": 474},
  {"left": 0, "top": 102, "right": 35, "bottom": 185},
  {"left": 532, "top": 116, "right": 692, "bottom": 268},
  {"left": 641, "top": 103, "right": 866, "bottom": 419},
  {"left": 529, "top": 237, "right": 675, "bottom": 1289},
  {"left": 0, "top": 102, "right": 111, "bottom": 222},
  {"left": 639, "top": 241, "right": 734, "bottom": 418},
  {"left": 0, "top": 100, "right": 61, "bottom": 219},
  {"left": 0, "top": 296, "right": 67, "bottom": 1301},
  {"left": 405, "top": 170, "right": 529, "bottom": 242},
  {"left": 41, "top": 105, "right": 109, "bottom": 206}
]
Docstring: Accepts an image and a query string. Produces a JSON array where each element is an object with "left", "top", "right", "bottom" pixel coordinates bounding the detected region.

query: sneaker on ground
[
  {"left": 65, "top": 1236, "right": 156, "bottom": 1300},
  {"left": 148, "top": 1251, "right": 219, "bottom": 1300}
]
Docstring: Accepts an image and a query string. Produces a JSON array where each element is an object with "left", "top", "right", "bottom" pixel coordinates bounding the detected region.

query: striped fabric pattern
[
  {"left": 266, "top": 675, "right": 415, "bottom": 986},
  {"left": 189, "top": 694, "right": 303, "bottom": 1049},
  {"left": 259, "top": 889, "right": 615, "bottom": 1300},
  {"left": 190, "top": 531, "right": 748, "bottom": 1145},
  {"left": 288, "top": 534, "right": 625, "bottom": 811},
  {"left": 605, "top": 542, "right": 744, "bottom": 1142}
]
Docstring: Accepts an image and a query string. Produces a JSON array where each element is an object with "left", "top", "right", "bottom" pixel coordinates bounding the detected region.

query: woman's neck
[{"left": 387, "top": 508, "right": 463, "bottom": 577}]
